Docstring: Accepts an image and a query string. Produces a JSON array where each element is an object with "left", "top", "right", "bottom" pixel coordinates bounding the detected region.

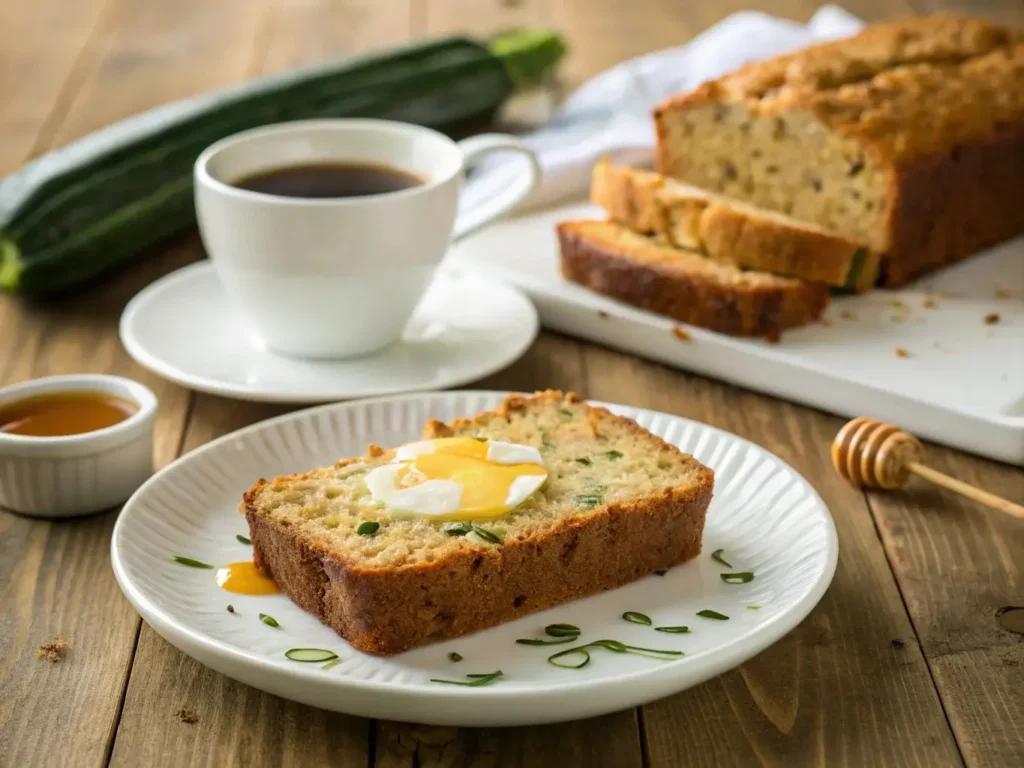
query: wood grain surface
[{"left": 0, "top": 1, "right": 1021, "bottom": 766}]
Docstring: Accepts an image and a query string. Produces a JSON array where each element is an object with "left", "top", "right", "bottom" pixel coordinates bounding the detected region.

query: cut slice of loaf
[
  {"left": 591, "top": 160, "right": 877, "bottom": 290},
  {"left": 558, "top": 219, "right": 829, "bottom": 339},
  {"left": 241, "top": 391, "right": 713, "bottom": 655}
]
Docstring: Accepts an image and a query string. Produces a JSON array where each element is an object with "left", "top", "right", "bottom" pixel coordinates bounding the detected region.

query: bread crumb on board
[
  {"left": 175, "top": 708, "right": 200, "bottom": 725},
  {"left": 597, "top": 310, "right": 610, "bottom": 320},
  {"left": 895, "top": 347, "right": 910, "bottom": 358},
  {"left": 840, "top": 310, "right": 857, "bottom": 320},
  {"left": 820, "top": 319, "right": 833, "bottom": 327},
  {"left": 995, "top": 288, "right": 1011, "bottom": 300},
  {"left": 37, "top": 636, "right": 70, "bottom": 663},
  {"left": 923, "top": 297, "right": 939, "bottom": 309},
  {"left": 984, "top": 313, "right": 1000, "bottom": 325},
  {"left": 671, "top": 326, "right": 692, "bottom": 342}
]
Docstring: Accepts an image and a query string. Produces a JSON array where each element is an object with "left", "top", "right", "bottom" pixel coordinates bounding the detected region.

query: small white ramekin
[{"left": 0, "top": 374, "right": 157, "bottom": 518}]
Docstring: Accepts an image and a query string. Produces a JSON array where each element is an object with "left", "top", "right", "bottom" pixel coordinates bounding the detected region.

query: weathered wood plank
[
  {"left": 375, "top": 713, "right": 643, "bottom": 768},
  {"left": 866, "top": 445, "right": 1024, "bottom": 768},
  {"left": 0, "top": 0, "right": 115, "bottom": 172},
  {"left": 579, "top": 345, "right": 964, "bottom": 767}
]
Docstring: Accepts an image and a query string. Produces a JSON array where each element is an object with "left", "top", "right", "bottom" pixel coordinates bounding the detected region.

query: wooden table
[{"left": 1, "top": 1, "right": 1022, "bottom": 765}]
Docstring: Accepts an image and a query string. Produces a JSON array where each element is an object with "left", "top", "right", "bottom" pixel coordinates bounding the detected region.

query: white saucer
[{"left": 119, "top": 262, "right": 538, "bottom": 403}]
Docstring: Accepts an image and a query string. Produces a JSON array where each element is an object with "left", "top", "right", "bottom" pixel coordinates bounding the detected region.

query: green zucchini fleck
[
  {"left": 356, "top": 521, "right": 380, "bottom": 536},
  {"left": 842, "top": 247, "right": 869, "bottom": 290}
]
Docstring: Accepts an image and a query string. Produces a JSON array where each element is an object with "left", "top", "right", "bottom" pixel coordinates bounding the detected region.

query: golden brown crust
[
  {"left": 557, "top": 220, "right": 829, "bottom": 338},
  {"left": 882, "top": 126, "right": 1024, "bottom": 286},
  {"left": 241, "top": 391, "right": 714, "bottom": 655},
  {"left": 592, "top": 162, "right": 877, "bottom": 288},
  {"left": 653, "top": 15, "right": 1024, "bottom": 287}
]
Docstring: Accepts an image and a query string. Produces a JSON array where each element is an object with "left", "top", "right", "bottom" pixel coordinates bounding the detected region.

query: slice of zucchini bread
[
  {"left": 654, "top": 15, "right": 1024, "bottom": 286},
  {"left": 558, "top": 219, "right": 829, "bottom": 339},
  {"left": 242, "top": 391, "right": 713, "bottom": 655},
  {"left": 591, "top": 160, "right": 877, "bottom": 290}
]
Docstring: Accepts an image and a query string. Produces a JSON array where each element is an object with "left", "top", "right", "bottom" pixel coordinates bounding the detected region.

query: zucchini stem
[
  {"left": 0, "top": 239, "right": 21, "bottom": 291},
  {"left": 488, "top": 29, "right": 566, "bottom": 88}
]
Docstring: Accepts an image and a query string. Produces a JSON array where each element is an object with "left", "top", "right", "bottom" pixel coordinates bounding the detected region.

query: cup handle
[{"left": 451, "top": 134, "right": 541, "bottom": 243}]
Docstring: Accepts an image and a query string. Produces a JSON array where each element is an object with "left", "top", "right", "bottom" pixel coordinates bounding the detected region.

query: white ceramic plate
[
  {"left": 119, "top": 262, "right": 538, "bottom": 403},
  {"left": 111, "top": 392, "right": 837, "bottom": 726},
  {"left": 446, "top": 202, "right": 1024, "bottom": 464}
]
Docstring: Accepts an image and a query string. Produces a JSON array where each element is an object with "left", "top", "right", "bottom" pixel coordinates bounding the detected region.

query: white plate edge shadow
[
  {"left": 110, "top": 390, "right": 839, "bottom": 726},
  {"left": 118, "top": 262, "right": 540, "bottom": 403}
]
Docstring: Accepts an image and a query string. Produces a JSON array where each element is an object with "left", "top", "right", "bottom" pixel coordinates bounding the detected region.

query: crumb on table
[
  {"left": 984, "top": 313, "right": 1000, "bottom": 325},
  {"left": 895, "top": 347, "right": 910, "bottom": 358},
  {"left": 597, "top": 310, "right": 609, "bottom": 320},
  {"left": 840, "top": 310, "right": 857, "bottom": 320},
  {"left": 891, "top": 639, "right": 906, "bottom": 650},
  {"left": 671, "top": 326, "right": 691, "bottom": 342},
  {"left": 922, "top": 297, "right": 938, "bottom": 309},
  {"left": 995, "top": 288, "right": 1010, "bottom": 300},
  {"left": 37, "top": 636, "right": 70, "bottom": 663},
  {"left": 175, "top": 708, "right": 200, "bottom": 724},
  {"left": 820, "top": 319, "right": 833, "bottom": 327}
]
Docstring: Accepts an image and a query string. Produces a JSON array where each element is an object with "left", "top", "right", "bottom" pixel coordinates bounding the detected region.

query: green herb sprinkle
[
  {"left": 356, "top": 521, "right": 380, "bottom": 536},
  {"left": 430, "top": 671, "right": 503, "bottom": 686},
  {"left": 171, "top": 555, "right": 214, "bottom": 569},
  {"left": 697, "top": 609, "right": 729, "bottom": 621},
  {"left": 720, "top": 571, "right": 754, "bottom": 584},
  {"left": 622, "top": 611, "right": 652, "bottom": 626}
]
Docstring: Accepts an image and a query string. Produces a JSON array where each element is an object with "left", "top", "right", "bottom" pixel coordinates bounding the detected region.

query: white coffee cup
[{"left": 194, "top": 119, "right": 540, "bottom": 359}]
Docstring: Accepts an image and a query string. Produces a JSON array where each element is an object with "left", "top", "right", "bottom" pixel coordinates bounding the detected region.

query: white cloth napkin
[{"left": 461, "top": 5, "right": 864, "bottom": 215}]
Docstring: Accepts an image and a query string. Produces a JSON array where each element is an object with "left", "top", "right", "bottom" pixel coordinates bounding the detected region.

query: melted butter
[
  {"left": 401, "top": 437, "right": 546, "bottom": 520},
  {"left": 216, "top": 561, "right": 279, "bottom": 595}
]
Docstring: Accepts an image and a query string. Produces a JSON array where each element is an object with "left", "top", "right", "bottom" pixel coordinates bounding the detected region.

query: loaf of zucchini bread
[
  {"left": 654, "top": 15, "right": 1024, "bottom": 287},
  {"left": 242, "top": 391, "right": 713, "bottom": 655},
  {"left": 592, "top": 160, "right": 876, "bottom": 290}
]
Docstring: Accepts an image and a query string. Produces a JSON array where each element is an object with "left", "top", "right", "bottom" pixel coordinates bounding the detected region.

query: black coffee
[{"left": 233, "top": 162, "right": 422, "bottom": 199}]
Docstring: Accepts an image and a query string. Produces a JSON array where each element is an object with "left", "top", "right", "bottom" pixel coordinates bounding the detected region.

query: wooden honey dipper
[{"left": 832, "top": 417, "right": 1024, "bottom": 520}]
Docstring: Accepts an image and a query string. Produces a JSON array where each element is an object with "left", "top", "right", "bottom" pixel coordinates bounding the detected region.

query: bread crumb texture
[
  {"left": 244, "top": 391, "right": 708, "bottom": 570},
  {"left": 37, "top": 636, "right": 69, "bottom": 663},
  {"left": 175, "top": 708, "right": 199, "bottom": 725}
]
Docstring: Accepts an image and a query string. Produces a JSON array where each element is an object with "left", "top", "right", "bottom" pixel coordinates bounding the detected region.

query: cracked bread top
[{"left": 656, "top": 15, "right": 1024, "bottom": 165}]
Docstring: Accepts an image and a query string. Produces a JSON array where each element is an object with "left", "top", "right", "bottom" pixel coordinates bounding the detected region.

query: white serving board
[{"left": 447, "top": 201, "right": 1024, "bottom": 466}]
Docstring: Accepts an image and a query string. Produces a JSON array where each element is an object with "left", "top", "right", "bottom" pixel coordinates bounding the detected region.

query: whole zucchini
[{"left": 0, "top": 30, "right": 564, "bottom": 297}]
